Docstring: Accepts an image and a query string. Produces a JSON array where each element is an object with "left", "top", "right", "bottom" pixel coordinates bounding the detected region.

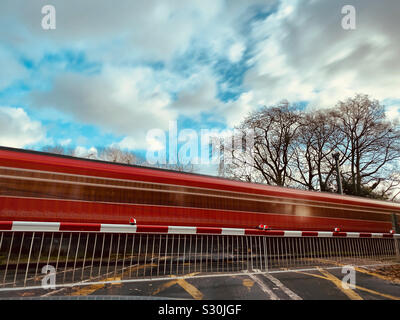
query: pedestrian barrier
[{"left": 0, "top": 221, "right": 399, "bottom": 290}]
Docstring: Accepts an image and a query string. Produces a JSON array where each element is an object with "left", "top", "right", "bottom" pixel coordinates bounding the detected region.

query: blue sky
[{"left": 0, "top": 0, "right": 399, "bottom": 175}]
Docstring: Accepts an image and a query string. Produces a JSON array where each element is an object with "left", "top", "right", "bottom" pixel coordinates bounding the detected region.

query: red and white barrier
[{"left": 0, "top": 220, "right": 398, "bottom": 238}]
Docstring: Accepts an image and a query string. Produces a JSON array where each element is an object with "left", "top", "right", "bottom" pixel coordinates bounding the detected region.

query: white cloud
[
  {"left": 228, "top": 42, "right": 246, "bottom": 63},
  {"left": 2, "top": 0, "right": 400, "bottom": 153},
  {"left": 146, "top": 135, "right": 166, "bottom": 152},
  {"left": 74, "top": 146, "right": 98, "bottom": 158},
  {"left": 220, "top": 91, "right": 257, "bottom": 127},
  {"left": 59, "top": 138, "right": 72, "bottom": 146},
  {"left": 0, "top": 106, "right": 45, "bottom": 148},
  {"left": 0, "top": 0, "right": 280, "bottom": 147},
  {"left": 1, "top": 0, "right": 277, "bottom": 63},
  {"left": 385, "top": 105, "right": 400, "bottom": 122},
  {"left": 31, "top": 66, "right": 177, "bottom": 149},
  {"left": 243, "top": 0, "right": 400, "bottom": 109},
  {"left": 171, "top": 69, "right": 220, "bottom": 116},
  {"left": 0, "top": 46, "right": 28, "bottom": 90},
  {"left": 115, "top": 135, "right": 165, "bottom": 151}
]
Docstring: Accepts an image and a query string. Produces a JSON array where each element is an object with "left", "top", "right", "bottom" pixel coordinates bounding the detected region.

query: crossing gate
[{"left": 0, "top": 221, "right": 399, "bottom": 290}]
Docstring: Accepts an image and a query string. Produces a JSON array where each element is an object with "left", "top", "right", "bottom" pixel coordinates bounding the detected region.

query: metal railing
[{"left": 0, "top": 221, "right": 399, "bottom": 290}]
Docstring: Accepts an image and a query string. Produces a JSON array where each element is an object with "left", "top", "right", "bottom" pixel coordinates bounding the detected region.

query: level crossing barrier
[{"left": 0, "top": 221, "right": 399, "bottom": 290}]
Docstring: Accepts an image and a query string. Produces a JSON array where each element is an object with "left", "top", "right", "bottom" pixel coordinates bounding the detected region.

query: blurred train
[{"left": 0, "top": 146, "right": 399, "bottom": 233}]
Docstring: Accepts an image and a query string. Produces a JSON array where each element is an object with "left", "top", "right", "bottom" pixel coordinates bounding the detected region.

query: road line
[
  {"left": 353, "top": 284, "right": 400, "bottom": 300},
  {"left": 176, "top": 279, "right": 204, "bottom": 300},
  {"left": 70, "top": 283, "right": 106, "bottom": 296},
  {"left": 247, "top": 273, "right": 279, "bottom": 300},
  {"left": 66, "top": 263, "right": 156, "bottom": 297},
  {"left": 296, "top": 269, "right": 400, "bottom": 300},
  {"left": 242, "top": 278, "right": 254, "bottom": 292},
  {"left": 152, "top": 280, "right": 179, "bottom": 296},
  {"left": 354, "top": 266, "right": 400, "bottom": 284},
  {"left": 2, "top": 264, "right": 397, "bottom": 294},
  {"left": 152, "top": 272, "right": 203, "bottom": 300},
  {"left": 260, "top": 272, "right": 302, "bottom": 300},
  {"left": 294, "top": 270, "right": 329, "bottom": 281},
  {"left": 316, "top": 267, "right": 363, "bottom": 300},
  {"left": 310, "top": 258, "right": 400, "bottom": 284},
  {"left": 295, "top": 269, "right": 362, "bottom": 299},
  {"left": 70, "top": 277, "right": 121, "bottom": 296}
]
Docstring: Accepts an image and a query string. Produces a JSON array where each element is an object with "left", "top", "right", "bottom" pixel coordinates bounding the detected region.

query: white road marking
[
  {"left": 260, "top": 272, "right": 302, "bottom": 300},
  {"left": 1, "top": 263, "right": 397, "bottom": 293},
  {"left": 246, "top": 273, "right": 280, "bottom": 300}
]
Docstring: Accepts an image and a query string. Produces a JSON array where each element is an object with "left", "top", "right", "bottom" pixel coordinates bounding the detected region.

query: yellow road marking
[
  {"left": 151, "top": 272, "right": 200, "bottom": 295},
  {"left": 242, "top": 278, "right": 255, "bottom": 292},
  {"left": 294, "top": 269, "right": 400, "bottom": 300},
  {"left": 71, "top": 277, "right": 121, "bottom": 296},
  {"left": 310, "top": 258, "right": 400, "bottom": 284},
  {"left": 68, "top": 262, "right": 156, "bottom": 297},
  {"left": 294, "top": 270, "right": 329, "bottom": 281},
  {"left": 316, "top": 267, "right": 363, "bottom": 300},
  {"left": 176, "top": 279, "right": 204, "bottom": 300},
  {"left": 354, "top": 284, "right": 400, "bottom": 300},
  {"left": 21, "top": 291, "right": 35, "bottom": 297},
  {"left": 353, "top": 267, "right": 400, "bottom": 284},
  {"left": 71, "top": 283, "right": 106, "bottom": 296},
  {"left": 152, "top": 272, "right": 203, "bottom": 300},
  {"left": 151, "top": 280, "right": 178, "bottom": 296},
  {"left": 122, "top": 263, "right": 158, "bottom": 276}
]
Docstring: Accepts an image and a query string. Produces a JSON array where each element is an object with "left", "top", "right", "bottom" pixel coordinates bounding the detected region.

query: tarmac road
[{"left": 1, "top": 264, "right": 399, "bottom": 300}]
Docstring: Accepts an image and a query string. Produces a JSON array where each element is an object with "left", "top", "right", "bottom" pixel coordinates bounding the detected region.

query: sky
[{"left": 0, "top": 0, "right": 399, "bottom": 174}]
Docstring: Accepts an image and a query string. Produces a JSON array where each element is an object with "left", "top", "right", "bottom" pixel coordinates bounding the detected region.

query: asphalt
[{"left": 1, "top": 265, "right": 399, "bottom": 300}]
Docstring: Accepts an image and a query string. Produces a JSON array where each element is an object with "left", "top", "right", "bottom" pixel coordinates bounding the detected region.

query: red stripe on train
[
  {"left": 0, "top": 195, "right": 394, "bottom": 233},
  {"left": 1, "top": 147, "right": 399, "bottom": 212}
]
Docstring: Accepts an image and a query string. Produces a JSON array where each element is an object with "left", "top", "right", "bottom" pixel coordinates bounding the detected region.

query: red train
[{"left": 0, "top": 146, "right": 399, "bottom": 233}]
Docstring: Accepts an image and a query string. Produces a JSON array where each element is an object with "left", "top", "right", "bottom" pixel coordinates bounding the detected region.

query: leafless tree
[
  {"left": 291, "top": 109, "right": 346, "bottom": 191},
  {"left": 151, "top": 162, "right": 196, "bottom": 173},
  {"left": 335, "top": 94, "right": 400, "bottom": 198},
  {"left": 97, "top": 146, "right": 139, "bottom": 164},
  {"left": 41, "top": 145, "right": 75, "bottom": 156},
  {"left": 223, "top": 101, "right": 302, "bottom": 187},
  {"left": 220, "top": 94, "right": 400, "bottom": 201},
  {"left": 39, "top": 93, "right": 400, "bottom": 202}
]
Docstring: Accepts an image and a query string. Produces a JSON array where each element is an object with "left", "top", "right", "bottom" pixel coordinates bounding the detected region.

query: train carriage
[{"left": 0, "top": 146, "right": 399, "bottom": 233}]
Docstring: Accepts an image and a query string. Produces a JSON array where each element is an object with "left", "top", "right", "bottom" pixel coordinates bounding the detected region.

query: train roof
[{"left": 0, "top": 145, "right": 399, "bottom": 212}]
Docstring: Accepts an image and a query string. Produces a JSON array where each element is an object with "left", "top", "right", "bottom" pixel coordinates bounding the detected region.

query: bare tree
[
  {"left": 150, "top": 162, "right": 195, "bottom": 173},
  {"left": 38, "top": 93, "right": 400, "bottom": 202},
  {"left": 41, "top": 145, "right": 75, "bottom": 156},
  {"left": 336, "top": 94, "right": 400, "bottom": 197},
  {"left": 291, "top": 109, "right": 346, "bottom": 192},
  {"left": 96, "top": 146, "right": 140, "bottom": 164},
  {"left": 223, "top": 101, "right": 302, "bottom": 187},
  {"left": 220, "top": 94, "right": 400, "bottom": 202}
]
